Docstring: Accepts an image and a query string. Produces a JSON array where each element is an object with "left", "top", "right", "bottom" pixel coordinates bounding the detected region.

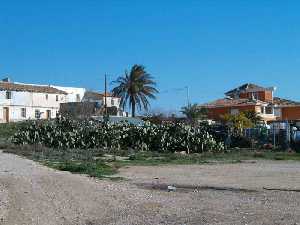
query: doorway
[
  {"left": 3, "top": 107, "right": 9, "bottom": 123},
  {"left": 46, "top": 110, "right": 51, "bottom": 119}
]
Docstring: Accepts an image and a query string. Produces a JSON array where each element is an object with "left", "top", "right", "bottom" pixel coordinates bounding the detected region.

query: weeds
[{"left": 2, "top": 144, "right": 300, "bottom": 180}]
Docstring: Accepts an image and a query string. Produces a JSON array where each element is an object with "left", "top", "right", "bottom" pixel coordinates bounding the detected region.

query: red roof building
[{"left": 200, "top": 83, "right": 300, "bottom": 122}]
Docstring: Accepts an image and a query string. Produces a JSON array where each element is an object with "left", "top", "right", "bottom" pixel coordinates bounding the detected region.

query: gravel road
[{"left": 1, "top": 151, "right": 300, "bottom": 225}]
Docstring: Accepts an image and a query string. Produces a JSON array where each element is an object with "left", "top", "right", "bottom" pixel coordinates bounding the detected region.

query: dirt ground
[{"left": 0, "top": 151, "right": 300, "bottom": 225}]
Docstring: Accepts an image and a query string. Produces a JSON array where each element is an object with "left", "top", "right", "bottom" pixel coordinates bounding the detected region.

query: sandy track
[
  {"left": 1, "top": 151, "right": 300, "bottom": 225},
  {"left": 119, "top": 161, "right": 300, "bottom": 190}
]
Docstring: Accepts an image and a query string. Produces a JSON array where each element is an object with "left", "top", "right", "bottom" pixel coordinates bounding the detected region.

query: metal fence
[{"left": 243, "top": 121, "right": 299, "bottom": 149}]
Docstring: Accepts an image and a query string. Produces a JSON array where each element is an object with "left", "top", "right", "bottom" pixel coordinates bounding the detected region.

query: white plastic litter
[{"left": 167, "top": 185, "right": 176, "bottom": 192}]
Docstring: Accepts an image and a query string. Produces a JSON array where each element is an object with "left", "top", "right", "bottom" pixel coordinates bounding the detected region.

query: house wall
[
  {"left": 0, "top": 90, "right": 66, "bottom": 122},
  {"left": 206, "top": 105, "right": 276, "bottom": 122},
  {"left": 207, "top": 105, "right": 257, "bottom": 120},
  {"left": 105, "top": 97, "right": 120, "bottom": 108},
  {"left": 207, "top": 107, "right": 230, "bottom": 120},
  {"left": 84, "top": 96, "right": 120, "bottom": 108},
  {"left": 239, "top": 92, "right": 249, "bottom": 99},
  {"left": 281, "top": 106, "right": 300, "bottom": 120},
  {"left": 60, "top": 102, "right": 98, "bottom": 119},
  {"left": 239, "top": 91, "right": 273, "bottom": 102},
  {"left": 263, "top": 91, "right": 273, "bottom": 102},
  {"left": 51, "top": 86, "right": 86, "bottom": 102},
  {"left": 15, "top": 82, "right": 85, "bottom": 103}
]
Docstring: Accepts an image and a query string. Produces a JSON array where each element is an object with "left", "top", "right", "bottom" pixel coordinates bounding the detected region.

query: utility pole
[
  {"left": 104, "top": 74, "right": 109, "bottom": 122},
  {"left": 273, "top": 123, "right": 276, "bottom": 148},
  {"left": 185, "top": 86, "right": 190, "bottom": 106}
]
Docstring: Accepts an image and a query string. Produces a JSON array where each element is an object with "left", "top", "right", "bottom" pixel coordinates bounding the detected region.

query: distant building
[
  {"left": 0, "top": 78, "right": 129, "bottom": 122},
  {"left": 200, "top": 83, "right": 300, "bottom": 122},
  {"left": 82, "top": 91, "right": 120, "bottom": 108},
  {"left": 51, "top": 85, "right": 86, "bottom": 103},
  {"left": 82, "top": 90, "right": 126, "bottom": 116},
  {"left": 0, "top": 79, "right": 67, "bottom": 123},
  {"left": 60, "top": 90, "right": 127, "bottom": 118},
  {"left": 14, "top": 82, "right": 86, "bottom": 103}
]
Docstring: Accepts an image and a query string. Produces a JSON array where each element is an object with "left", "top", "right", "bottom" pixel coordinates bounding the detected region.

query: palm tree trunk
[{"left": 132, "top": 100, "right": 136, "bottom": 117}]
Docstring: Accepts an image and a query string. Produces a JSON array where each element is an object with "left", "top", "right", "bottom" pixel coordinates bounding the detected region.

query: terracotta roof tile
[
  {"left": 273, "top": 97, "right": 300, "bottom": 106},
  {"left": 200, "top": 98, "right": 267, "bottom": 108}
]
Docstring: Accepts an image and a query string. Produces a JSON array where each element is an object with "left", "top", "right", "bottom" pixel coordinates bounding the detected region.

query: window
[
  {"left": 56, "top": 95, "right": 59, "bottom": 101},
  {"left": 274, "top": 108, "right": 281, "bottom": 117},
  {"left": 46, "top": 94, "right": 48, "bottom": 100},
  {"left": 6, "top": 91, "right": 12, "bottom": 99},
  {"left": 35, "top": 110, "right": 41, "bottom": 119},
  {"left": 265, "top": 107, "right": 273, "bottom": 114},
  {"left": 111, "top": 99, "right": 115, "bottom": 106},
  {"left": 260, "top": 106, "right": 265, "bottom": 114},
  {"left": 21, "top": 108, "right": 26, "bottom": 118}
]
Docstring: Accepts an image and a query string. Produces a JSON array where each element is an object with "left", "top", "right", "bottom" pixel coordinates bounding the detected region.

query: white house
[
  {"left": 14, "top": 82, "right": 86, "bottom": 103},
  {"left": 50, "top": 85, "right": 86, "bottom": 103},
  {"left": 0, "top": 80, "right": 67, "bottom": 123},
  {"left": 0, "top": 77, "right": 130, "bottom": 122},
  {"left": 82, "top": 91, "right": 120, "bottom": 107},
  {"left": 82, "top": 91, "right": 128, "bottom": 116}
]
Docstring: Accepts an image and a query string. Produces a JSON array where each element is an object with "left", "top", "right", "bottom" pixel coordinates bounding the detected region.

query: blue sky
[{"left": 1, "top": 1, "right": 299, "bottom": 114}]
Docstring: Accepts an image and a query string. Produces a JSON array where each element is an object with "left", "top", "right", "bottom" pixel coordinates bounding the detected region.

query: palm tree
[
  {"left": 112, "top": 65, "right": 158, "bottom": 117},
  {"left": 181, "top": 104, "right": 208, "bottom": 124}
]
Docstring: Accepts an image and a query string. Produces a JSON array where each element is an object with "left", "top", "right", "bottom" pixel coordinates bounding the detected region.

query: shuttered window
[
  {"left": 6, "top": 91, "right": 12, "bottom": 99},
  {"left": 21, "top": 108, "right": 26, "bottom": 118},
  {"left": 35, "top": 110, "right": 41, "bottom": 119}
]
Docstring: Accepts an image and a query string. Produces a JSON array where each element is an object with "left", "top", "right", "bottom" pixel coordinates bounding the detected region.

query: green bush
[{"left": 12, "top": 117, "right": 224, "bottom": 153}]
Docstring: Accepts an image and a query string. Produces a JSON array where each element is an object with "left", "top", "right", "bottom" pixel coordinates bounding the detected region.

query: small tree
[
  {"left": 243, "top": 110, "right": 262, "bottom": 125},
  {"left": 222, "top": 113, "right": 253, "bottom": 136},
  {"left": 181, "top": 104, "right": 208, "bottom": 125}
]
